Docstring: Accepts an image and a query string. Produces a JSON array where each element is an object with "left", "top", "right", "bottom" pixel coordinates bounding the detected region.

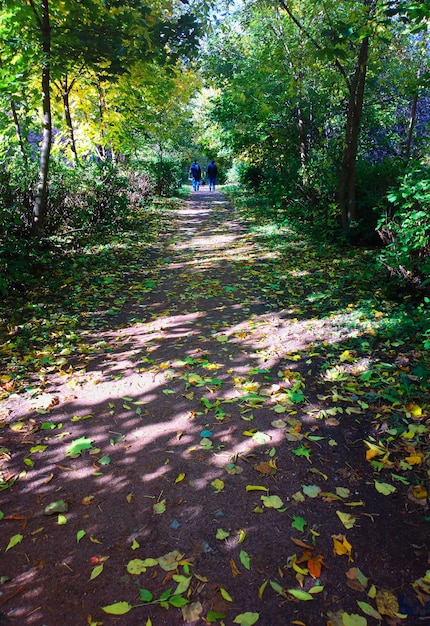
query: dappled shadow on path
[{"left": 1, "top": 188, "right": 430, "bottom": 625}]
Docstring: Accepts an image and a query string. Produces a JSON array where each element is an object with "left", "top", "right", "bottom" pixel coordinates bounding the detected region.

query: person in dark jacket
[
  {"left": 189, "top": 160, "right": 202, "bottom": 191},
  {"left": 207, "top": 159, "right": 218, "bottom": 191}
]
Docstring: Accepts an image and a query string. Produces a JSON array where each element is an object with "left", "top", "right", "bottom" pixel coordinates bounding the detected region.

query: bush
[
  {"left": 45, "top": 160, "right": 129, "bottom": 236},
  {"left": 143, "top": 159, "right": 182, "bottom": 196},
  {"left": 377, "top": 163, "right": 430, "bottom": 293}
]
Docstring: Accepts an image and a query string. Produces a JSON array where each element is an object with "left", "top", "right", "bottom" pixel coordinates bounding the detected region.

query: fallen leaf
[
  {"left": 182, "top": 601, "right": 203, "bottom": 622},
  {"left": 211, "top": 479, "right": 225, "bottom": 493},
  {"left": 261, "top": 495, "right": 284, "bottom": 509},
  {"left": 375, "top": 589, "right": 399, "bottom": 617},
  {"left": 233, "top": 612, "right": 260, "bottom": 625},
  {"left": 220, "top": 587, "right": 233, "bottom": 602},
  {"left": 332, "top": 534, "right": 353, "bottom": 561},
  {"left": 239, "top": 550, "right": 251, "bottom": 570},
  {"left": 374, "top": 480, "right": 396, "bottom": 496},
  {"left": 153, "top": 499, "right": 166, "bottom": 515},
  {"left": 6, "top": 533, "right": 23, "bottom": 551},
  {"left": 287, "top": 589, "right": 314, "bottom": 600},
  {"left": 102, "top": 601, "right": 132, "bottom": 615}
]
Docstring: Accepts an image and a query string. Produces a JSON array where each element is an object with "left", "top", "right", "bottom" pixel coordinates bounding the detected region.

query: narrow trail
[{"left": 1, "top": 190, "right": 428, "bottom": 625}]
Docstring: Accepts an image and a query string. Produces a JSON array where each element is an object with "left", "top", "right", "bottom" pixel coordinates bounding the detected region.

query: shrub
[{"left": 377, "top": 163, "right": 430, "bottom": 293}]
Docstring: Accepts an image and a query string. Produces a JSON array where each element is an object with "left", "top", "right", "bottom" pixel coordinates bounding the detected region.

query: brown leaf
[{"left": 229, "top": 558, "right": 241, "bottom": 577}]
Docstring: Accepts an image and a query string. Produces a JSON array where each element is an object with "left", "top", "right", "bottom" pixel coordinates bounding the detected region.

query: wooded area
[
  {"left": 0, "top": 0, "right": 429, "bottom": 298},
  {"left": 1, "top": 2, "right": 430, "bottom": 625}
]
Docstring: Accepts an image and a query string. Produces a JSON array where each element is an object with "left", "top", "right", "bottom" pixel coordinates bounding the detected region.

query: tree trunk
[
  {"left": 0, "top": 58, "right": 27, "bottom": 162},
  {"left": 10, "top": 100, "right": 27, "bottom": 162},
  {"left": 338, "top": 36, "right": 369, "bottom": 229},
  {"left": 62, "top": 76, "right": 78, "bottom": 162},
  {"left": 405, "top": 87, "right": 419, "bottom": 160},
  {"left": 31, "top": 0, "right": 52, "bottom": 234}
]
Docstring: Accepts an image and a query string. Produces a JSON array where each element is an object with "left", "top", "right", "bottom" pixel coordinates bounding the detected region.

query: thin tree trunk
[
  {"left": 338, "top": 36, "right": 369, "bottom": 229},
  {"left": 405, "top": 90, "right": 419, "bottom": 160},
  {"left": 0, "top": 57, "right": 27, "bottom": 162},
  {"left": 61, "top": 76, "right": 78, "bottom": 162},
  {"left": 30, "top": 0, "right": 52, "bottom": 234},
  {"left": 10, "top": 101, "right": 27, "bottom": 163}
]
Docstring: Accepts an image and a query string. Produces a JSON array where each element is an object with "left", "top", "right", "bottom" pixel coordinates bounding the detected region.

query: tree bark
[
  {"left": 10, "top": 101, "right": 26, "bottom": 161},
  {"left": 338, "top": 36, "right": 369, "bottom": 229},
  {"left": 30, "top": 0, "right": 52, "bottom": 234},
  {"left": 61, "top": 76, "right": 78, "bottom": 162},
  {"left": 405, "top": 92, "right": 418, "bottom": 160}
]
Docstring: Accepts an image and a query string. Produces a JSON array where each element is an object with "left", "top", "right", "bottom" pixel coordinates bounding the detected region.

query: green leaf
[
  {"left": 302, "top": 485, "right": 321, "bottom": 498},
  {"left": 292, "top": 444, "right": 312, "bottom": 462},
  {"left": 239, "top": 550, "right": 251, "bottom": 570},
  {"left": 169, "top": 594, "right": 189, "bottom": 607},
  {"left": 342, "top": 614, "right": 367, "bottom": 626},
  {"left": 287, "top": 589, "right": 314, "bottom": 600},
  {"left": 153, "top": 499, "right": 166, "bottom": 514},
  {"left": 6, "top": 533, "right": 23, "bottom": 551},
  {"left": 220, "top": 587, "right": 233, "bottom": 602},
  {"left": 270, "top": 580, "right": 285, "bottom": 595},
  {"left": 357, "top": 600, "right": 382, "bottom": 619},
  {"left": 127, "top": 559, "right": 148, "bottom": 575},
  {"left": 292, "top": 515, "right": 307, "bottom": 532},
  {"left": 206, "top": 611, "right": 227, "bottom": 622},
  {"left": 90, "top": 564, "right": 104, "bottom": 580},
  {"left": 139, "top": 588, "right": 154, "bottom": 602},
  {"left": 261, "top": 495, "right": 284, "bottom": 509},
  {"left": 66, "top": 436, "right": 94, "bottom": 457},
  {"left": 77, "top": 529, "right": 86, "bottom": 543},
  {"left": 159, "top": 587, "right": 173, "bottom": 601},
  {"left": 374, "top": 480, "right": 396, "bottom": 495},
  {"left": 216, "top": 528, "right": 230, "bottom": 540},
  {"left": 102, "top": 601, "right": 132, "bottom": 615},
  {"left": 173, "top": 574, "right": 191, "bottom": 595},
  {"left": 233, "top": 612, "right": 259, "bottom": 625}
]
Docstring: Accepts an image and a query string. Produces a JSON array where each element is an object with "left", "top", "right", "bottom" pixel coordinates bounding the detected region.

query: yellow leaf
[
  {"left": 406, "top": 403, "right": 422, "bottom": 417},
  {"left": 246, "top": 485, "right": 268, "bottom": 492},
  {"left": 412, "top": 485, "right": 428, "bottom": 499},
  {"left": 175, "top": 473, "right": 186, "bottom": 483},
  {"left": 258, "top": 580, "right": 268, "bottom": 599},
  {"left": 332, "top": 534, "right": 353, "bottom": 561},
  {"left": 211, "top": 479, "right": 225, "bottom": 493},
  {"left": 89, "top": 535, "right": 101, "bottom": 544},
  {"left": 366, "top": 448, "right": 380, "bottom": 461},
  {"left": 405, "top": 453, "right": 423, "bottom": 465},
  {"left": 375, "top": 589, "right": 399, "bottom": 617},
  {"left": 126, "top": 492, "right": 133, "bottom": 503}
]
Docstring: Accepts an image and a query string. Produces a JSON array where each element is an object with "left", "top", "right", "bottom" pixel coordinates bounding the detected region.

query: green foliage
[
  {"left": 143, "top": 158, "right": 183, "bottom": 196},
  {"left": 377, "top": 164, "right": 430, "bottom": 292},
  {"left": 45, "top": 160, "right": 129, "bottom": 236}
]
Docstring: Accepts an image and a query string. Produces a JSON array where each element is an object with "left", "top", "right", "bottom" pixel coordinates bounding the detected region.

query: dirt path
[{"left": 1, "top": 190, "right": 429, "bottom": 625}]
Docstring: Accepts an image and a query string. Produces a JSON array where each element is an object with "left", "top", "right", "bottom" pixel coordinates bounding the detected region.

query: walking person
[
  {"left": 207, "top": 159, "right": 218, "bottom": 191},
  {"left": 189, "top": 160, "right": 202, "bottom": 191}
]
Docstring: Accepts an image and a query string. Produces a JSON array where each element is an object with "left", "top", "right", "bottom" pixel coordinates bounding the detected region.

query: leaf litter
[{"left": 0, "top": 191, "right": 429, "bottom": 624}]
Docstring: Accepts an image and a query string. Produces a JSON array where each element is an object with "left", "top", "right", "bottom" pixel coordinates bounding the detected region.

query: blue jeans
[
  {"left": 192, "top": 178, "right": 201, "bottom": 191},
  {"left": 208, "top": 177, "right": 216, "bottom": 190}
]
